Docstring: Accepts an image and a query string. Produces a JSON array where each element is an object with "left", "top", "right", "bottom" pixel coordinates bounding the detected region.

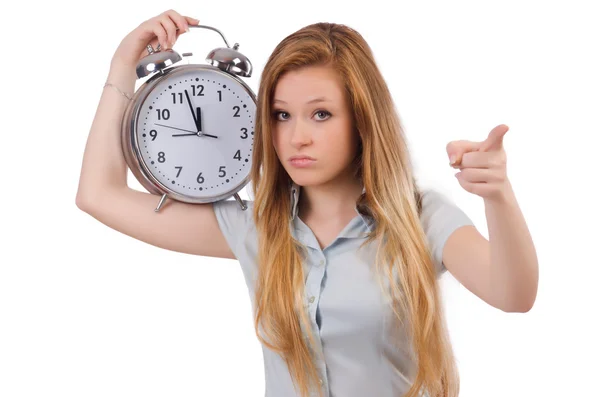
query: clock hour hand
[
  {"left": 196, "top": 106, "right": 202, "bottom": 132},
  {"left": 184, "top": 89, "right": 201, "bottom": 132}
]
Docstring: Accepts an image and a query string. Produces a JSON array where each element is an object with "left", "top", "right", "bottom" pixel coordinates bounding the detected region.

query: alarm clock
[{"left": 121, "top": 25, "right": 256, "bottom": 213}]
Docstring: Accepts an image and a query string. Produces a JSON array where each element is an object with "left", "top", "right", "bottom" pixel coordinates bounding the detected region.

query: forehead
[{"left": 273, "top": 65, "right": 345, "bottom": 105}]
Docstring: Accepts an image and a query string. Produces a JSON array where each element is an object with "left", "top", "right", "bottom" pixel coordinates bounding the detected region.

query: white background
[{"left": 1, "top": 0, "right": 598, "bottom": 396}]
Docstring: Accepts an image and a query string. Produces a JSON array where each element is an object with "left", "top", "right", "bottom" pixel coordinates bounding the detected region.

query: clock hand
[
  {"left": 155, "top": 123, "right": 197, "bottom": 134},
  {"left": 184, "top": 89, "right": 200, "bottom": 132},
  {"left": 172, "top": 132, "right": 219, "bottom": 138},
  {"left": 196, "top": 107, "right": 202, "bottom": 132},
  {"left": 154, "top": 122, "right": 217, "bottom": 138}
]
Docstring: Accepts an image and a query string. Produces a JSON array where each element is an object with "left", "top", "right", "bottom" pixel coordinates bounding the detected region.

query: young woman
[{"left": 76, "top": 9, "right": 538, "bottom": 397}]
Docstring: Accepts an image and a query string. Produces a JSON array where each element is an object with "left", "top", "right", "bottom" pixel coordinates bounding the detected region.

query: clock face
[{"left": 134, "top": 67, "right": 255, "bottom": 199}]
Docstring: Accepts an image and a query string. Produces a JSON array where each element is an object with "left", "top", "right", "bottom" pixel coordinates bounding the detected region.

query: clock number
[
  {"left": 197, "top": 172, "right": 204, "bottom": 184},
  {"left": 192, "top": 84, "right": 205, "bottom": 96},
  {"left": 175, "top": 166, "right": 183, "bottom": 178},
  {"left": 232, "top": 106, "right": 240, "bottom": 117},
  {"left": 156, "top": 109, "right": 170, "bottom": 120},
  {"left": 240, "top": 127, "right": 248, "bottom": 139},
  {"left": 218, "top": 166, "right": 226, "bottom": 178},
  {"left": 158, "top": 152, "right": 166, "bottom": 163},
  {"left": 217, "top": 91, "right": 222, "bottom": 102},
  {"left": 149, "top": 129, "right": 158, "bottom": 141},
  {"left": 171, "top": 93, "right": 183, "bottom": 104},
  {"left": 234, "top": 150, "right": 241, "bottom": 161}
]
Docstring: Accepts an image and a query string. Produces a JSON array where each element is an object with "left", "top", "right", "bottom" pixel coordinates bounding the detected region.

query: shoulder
[
  {"left": 212, "top": 198, "right": 256, "bottom": 255},
  {"left": 418, "top": 187, "right": 465, "bottom": 219},
  {"left": 212, "top": 198, "right": 255, "bottom": 230},
  {"left": 417, "top": 188, "right": 474, "bottom": 273}
]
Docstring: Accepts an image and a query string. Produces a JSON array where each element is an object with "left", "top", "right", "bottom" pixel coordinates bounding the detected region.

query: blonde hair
[{"left": 249, "top": 22, "right": 459, "bottom": 397}]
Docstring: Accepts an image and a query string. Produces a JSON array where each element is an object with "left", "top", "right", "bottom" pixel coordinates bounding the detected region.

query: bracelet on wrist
[{"left": 103, "top": 82, "right": 133, "bottom": 101}]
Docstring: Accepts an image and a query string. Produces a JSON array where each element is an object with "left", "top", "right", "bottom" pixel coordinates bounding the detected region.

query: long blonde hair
[{"left": 249, "top": 22, "right": 459, "bottom": 397}]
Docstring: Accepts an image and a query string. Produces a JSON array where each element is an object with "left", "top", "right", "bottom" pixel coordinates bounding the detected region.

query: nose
[{"left": 290, "top": 119, "right": 312, "bottom": 148}]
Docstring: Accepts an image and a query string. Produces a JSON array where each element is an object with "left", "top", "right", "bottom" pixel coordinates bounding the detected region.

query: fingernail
[{"left": 450, "top": 155, "right": 457, "bottom": 165}]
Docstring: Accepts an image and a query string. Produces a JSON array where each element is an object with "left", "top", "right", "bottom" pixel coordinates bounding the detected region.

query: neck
[{"left": 297, "top": 175, "right": 364, "bottom": 223}]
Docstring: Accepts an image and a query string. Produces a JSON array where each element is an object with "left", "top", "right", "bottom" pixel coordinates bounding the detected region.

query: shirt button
[
  {"left": 319, "top": 378, "right": 323, "bottom": 385},
  {"left": 319, "top": 259, "right": 324, "bottom": 266},
  {"left": 309, "top": 296, "right": 315, "bottom": 303}
]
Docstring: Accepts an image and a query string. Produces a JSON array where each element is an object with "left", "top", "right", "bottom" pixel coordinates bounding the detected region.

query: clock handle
[
  {"left": 155, "top": 193, "right": 168, "bottom": 213},
  {"left": 141, "top": 24, "right": 252, "bottom": 79},
  {"left": 146, "top": 25, "right": 232, "bottom": 52},
  {"left": 233, "top": 193, "right": 248, "bottom": 211},
  {"left": 188, "top": 24, "right": 232, "bottom": 49}
]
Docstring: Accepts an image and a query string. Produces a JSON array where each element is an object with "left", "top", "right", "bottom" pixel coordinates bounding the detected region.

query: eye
[
  {"left": 271, "top": 110, "right": 332, "bottom": 122},
  {"left": 272, "top": 110, "right": 290, "bottom": 121},
  {"left": 314, "top": 110, "right": 332, "bottom": 121}
]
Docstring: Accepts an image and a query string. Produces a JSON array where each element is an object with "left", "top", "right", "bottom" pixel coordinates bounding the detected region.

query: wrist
[
  {"left": 109, "top": 55, "right": 137, "bottom": 76},
  {"left": 107, "top": 62, "right": 137, "bottom": 93}
]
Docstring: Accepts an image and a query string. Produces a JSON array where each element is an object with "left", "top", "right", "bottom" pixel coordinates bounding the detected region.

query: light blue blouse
[{"left": 212, "top": 182, "right": 474, "bottom": 397}]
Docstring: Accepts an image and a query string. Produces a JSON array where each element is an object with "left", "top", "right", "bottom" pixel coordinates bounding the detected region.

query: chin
[{"left": 288, "top": 172, "right": 331, "bottom": 188}]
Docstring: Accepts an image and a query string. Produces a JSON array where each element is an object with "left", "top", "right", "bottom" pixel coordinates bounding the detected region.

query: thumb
[{"left": 185, "top": 16, "right": 201, "bottom": 25}]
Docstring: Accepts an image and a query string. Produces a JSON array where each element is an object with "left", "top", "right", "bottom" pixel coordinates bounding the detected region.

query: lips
[{"left": 289, "top": 155, "right": 316, "bottom": 161}]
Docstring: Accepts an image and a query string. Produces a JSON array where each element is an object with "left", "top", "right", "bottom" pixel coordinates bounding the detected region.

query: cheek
[
  {"left": 325, "top": 122, "right": 355, "bottom": 154},
  {"left": 271, "top": 131, "right": 283, "bottom": 157},
  {"left": 270, "top": 127, "right": 278, "bottom": 147}
]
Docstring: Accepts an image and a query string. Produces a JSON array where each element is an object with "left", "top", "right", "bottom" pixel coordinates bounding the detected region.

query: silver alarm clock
[{"left": 121, "top": 25, "right": 256, "bottom": 212}]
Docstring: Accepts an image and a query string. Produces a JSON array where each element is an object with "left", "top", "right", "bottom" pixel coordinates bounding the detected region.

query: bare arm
[
  {"left": 80, "top": 185, "right": 234, "bottom": 259},
  {"left": 75, "top": 63, "right": 135, "bottom": 197}
]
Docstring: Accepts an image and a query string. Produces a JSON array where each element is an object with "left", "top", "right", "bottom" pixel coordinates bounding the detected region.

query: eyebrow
[{"left": 273, "top": 97, "right": 331, "bottom": 105}]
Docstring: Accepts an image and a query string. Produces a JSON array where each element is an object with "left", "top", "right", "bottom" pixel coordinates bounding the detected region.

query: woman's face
[{"left": 271, "top": 65, "right": 360, "bottom": 187}]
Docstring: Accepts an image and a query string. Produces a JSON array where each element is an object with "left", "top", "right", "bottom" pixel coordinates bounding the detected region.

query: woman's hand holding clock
[{"left": 111, "top": 9, "right": 200, "bottom": 70}]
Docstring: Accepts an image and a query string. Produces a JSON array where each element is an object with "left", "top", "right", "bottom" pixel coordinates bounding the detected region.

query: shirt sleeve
[
  {"left": 419, "top": 188, "right": 475, "bottom": 274},
  {"left": 212, "top": 198, "right": 253, "bottom": 260}
]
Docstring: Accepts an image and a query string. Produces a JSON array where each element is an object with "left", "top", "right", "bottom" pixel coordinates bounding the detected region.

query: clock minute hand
[{"left": 184, "top": 89, "right": 200, "bottom": 132}]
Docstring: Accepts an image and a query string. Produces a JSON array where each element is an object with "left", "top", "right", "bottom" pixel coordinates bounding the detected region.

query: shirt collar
[{"left": 289, "top": 181, "right": 375, "bottom": 241}]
